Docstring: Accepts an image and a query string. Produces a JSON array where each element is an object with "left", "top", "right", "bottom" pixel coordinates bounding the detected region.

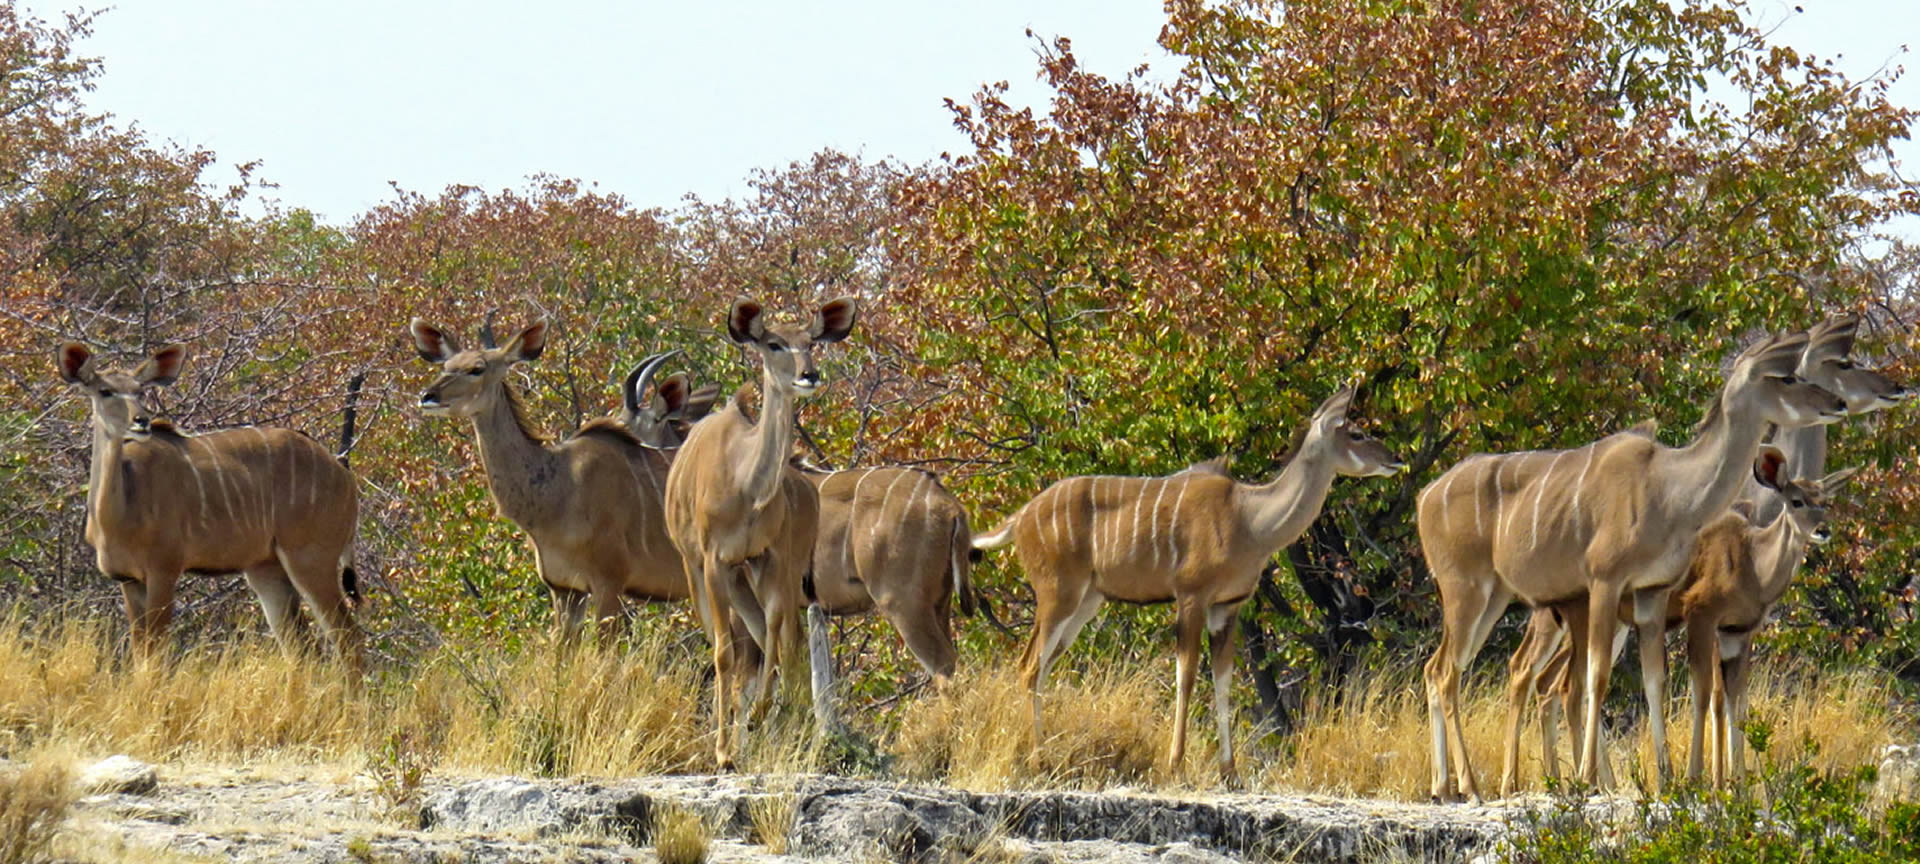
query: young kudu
[
  {"left": 412, "top": 321, "right": 693, "bottom": 640},
  {"left": 796, "top": 463, "right": 978, "bottom": 684},
  {"left": 1680, "top": 459, "right": 1852, "bottom": 787},
  {"left": 973, "top": 386, "right": 1404, "bottom": 773},
  {"left": 1417, "top": 331, "right": 1845, "bottom": 802},
  {"left": 664, "top": 297, "right": 856, "bottom": 771},
  {"left": 57, "top": 343, "right": 365, "bottom": 668},
  {"left": 1497, "top": 314, "right": 1907, "bottom": 796}
]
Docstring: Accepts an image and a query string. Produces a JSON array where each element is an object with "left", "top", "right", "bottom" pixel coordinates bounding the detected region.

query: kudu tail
[
  {"left": 338, "top": 529, "right": 362, "bottom": 607},
  {"left": 971, "top": 512, "right": 1020, "bottom": 551},
  {"left": 949, "top": 514, "right": 978, "bottom": 617}
]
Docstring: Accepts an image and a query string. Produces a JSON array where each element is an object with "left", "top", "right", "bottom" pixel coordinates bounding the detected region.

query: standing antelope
[
  {"left": 1498, "top": 313, "right": 1908, "bottom": 796},
  {"left": 1680, "top": 457, "right": 1853, "bottom": 786},
  {"left": 56, "top": 343, "right": 365, "bottom": 669},
  {"left": 664, "top": 297, "right": 856, "bottom": 771},
  {"left": 620, "top": 351, "right": 720, "bottom": 450},
  {"left": 1417, "top": 331, "right": 1845, "bottom": 802},
  {"left": 411, "top": 321, "right": 693, "bottom": 641},
  {"left": 795, "top": 462, "right": 978, "bottom": 685},
  {"left": 972, "top": 385, "right": 1404, "bottom": 773}
]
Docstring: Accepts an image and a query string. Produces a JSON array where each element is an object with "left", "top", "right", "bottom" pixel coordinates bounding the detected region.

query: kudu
[
  {"left": 56, "top": 343, "right": 365, "bottom": 669},
  {"left": 794, "top": 462, "right": 979, "bottom": 684},
  {"left": 412, "top": 321, "right": 694, "bottom": 640},
  {"left": 620, "top": 351, "right": 720, "bottom": 450},
  {"left": 1497, "top": 314, "right": 1907, "bottom": 796},
  {"left": 664, "top": 297, "right": 856, "bottom": 771},
  {"left": 1417, "top": 331, "right": 1845, "bottom": 802},
  {"left": 972, "top": 385, "right": 1404, "bottom": 773}
]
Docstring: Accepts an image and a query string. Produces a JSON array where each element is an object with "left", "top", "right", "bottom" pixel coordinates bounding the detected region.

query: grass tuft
[
  {"left": 650, "top": 804, "right": 711, "bottom": 864},
  {"left": 0, "top": 753, "right": 75, "bottom": 864}
]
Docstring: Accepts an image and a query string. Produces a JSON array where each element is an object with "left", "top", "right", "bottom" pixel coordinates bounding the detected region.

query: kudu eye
[
  {"left": 465, "top": 366, "right": 483, "bottom": 377},
  {"left": 97, "top": 388, "right": 113, "bottom": 397}
]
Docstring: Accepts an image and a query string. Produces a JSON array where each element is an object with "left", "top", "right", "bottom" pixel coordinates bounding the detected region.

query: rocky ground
[{"left": 65, "top": 755, "right": 1570, "bottom": 863}]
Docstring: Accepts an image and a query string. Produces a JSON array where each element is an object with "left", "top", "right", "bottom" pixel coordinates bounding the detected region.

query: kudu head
[
  {"left": 57, "top": 343, "right": 184, "bottom": 439},
  {"left": 1304, "top": 385, "right": 1407, "bottom": 478},
  {"left": 620, "top": 350, "right": 720, "bottom": 449},
  {"left": 1722, "top": 331, "right": 1847, "bottom": 429},
  {"left": 1750, "top": 445, "right": 1855, "bottom": 546},
  {"left": 410, "top": 319, "right": 547, "bottom": 420},
  {"left": 1798, "top": 314, "right": 1910, "bottom": 415},
  {"left": 726, "top": 297, "right": 857, "bottom": 398}
]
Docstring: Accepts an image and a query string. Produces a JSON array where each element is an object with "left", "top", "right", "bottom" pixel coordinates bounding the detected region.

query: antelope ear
[
  {"left": 1313, "top": 384, "right": 1358, "bottom": 427},
  {"left": 1806, "top": 313, "right": 1860, "bottom": 359},
  {"left": 682, "top": 383, "right": 720, "bottom": 423},
  {"left": 411, "top": 319, "right": 459, "bottom": 363},
  {"left": 655, "top": 373, "right": 692, "bottom": 417},
  {"left": 57, "top": 343, "right": 96, "bottom": 384},
  {"left": 504, "top": 321, "right": 547, "bottom": 363},
  {"left": 727, "top": 300, "right": 766, "bottom": 344},
  {"left": 1752, "top": 445, "right": 1789, "bottom": 491},
  {"left": 136, "top": 345, "right": 186, "bottom": 386},
  {"left": 1819, "top": 466, "right": 1859, "bottom": 496},
  {"left": 809, "top": 296, "right": 858, "bottom": 344}
]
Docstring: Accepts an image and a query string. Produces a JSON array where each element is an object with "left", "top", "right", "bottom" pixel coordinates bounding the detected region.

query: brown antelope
[
  {"left": 1417, "top": 331, "right": 1845, "bottom": 802},
  {"left": 411, "top": 321, "right": 694, "bottom": 641},
  {"left": 1498, "top": 314, "right": 1908, "bottom": 796},
  {"left": 664, "top": 297, "right": 856, "bottom": 771},
  {"left": 795, "top": 462, "right": 978, "bottom": 684},
  {"left": 1680, "top": 460, "right": 1852, "bottom": 786},
  {"left": 620, "top": 350, "right": 720, "bottom": 450},
  {"left": 972, "top": 385, "right": 1405, "bottom": 773},
  {"left": 56, "top": 343, "right": 365, "bottom": 669}
]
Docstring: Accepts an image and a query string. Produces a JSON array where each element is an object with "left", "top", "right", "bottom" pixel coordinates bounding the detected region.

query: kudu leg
[
  {"left": 118, "top": 578, "right": 151, "bottom": 655},
  {"left": 1020, "top": 579, "right": 1102, "bottom": 756},
  {"left": 1725, "top": 649, "right": 1753, "bottom": 783},
  {"left": 139, "top": 572, "right": 179, "bottom": 659},
  {"left": 1168, "top": 598, "right": 1206, "bottom": 772},
  {"left": 1578, "top": 581, "right": 1626, "bottom": 787},
  {"left": 1633, "top": 589, "right": 1673, "bottom": 795},
  {"left": 279, "top": 548, "right": 366, "bottom": 674},
  {"left": 1206, "top": 602, "right": 1240, "bottom": 777},
  {"left": 1684, "top": 619, "right": 1715, "bottom": 783},
  {"left": 244, "top": 563, "right": 308, "bottom": 655},
  {"left": 547, "top": 585, "right": 590, "bottom": 646},
  {"left": 878, "top": 595, "right": 957, "bottom": 685},
  {"left": 699, "top": 554, "right": 741, "bottom": 772},
  {"left": 1501, "top": 609, "right": 1562, "bottom": 797}
]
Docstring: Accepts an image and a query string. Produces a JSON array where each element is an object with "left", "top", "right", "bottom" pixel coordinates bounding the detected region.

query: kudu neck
[
  {"left": 1245, "top": 436, "right": 1339, "bottom": 548},
  {"left": 85, "top": 417, "right": 126, "bottom": 537},
  {"left": 1750, "top": 510, "right": 1810, "bottom": 604},
  {"left": 1660, "top": 391, "right": 1768, "bottom": 519},
  {"left": 469, "top": 385, "right": 560, "bottom": 525},
  {"left": 744, "top": 367, "right": 796, "bottom": 512}
]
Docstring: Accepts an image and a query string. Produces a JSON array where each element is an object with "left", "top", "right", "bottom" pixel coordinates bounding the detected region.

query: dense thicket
[{"left": 1, "top": 0, "right": 1916, "bottom": 722}]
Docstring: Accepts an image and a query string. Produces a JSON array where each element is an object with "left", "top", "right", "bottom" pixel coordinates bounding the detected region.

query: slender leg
[
  {"left": 140, "top": 571, "right": 179, "bottom": 659},
  {"left": 1168, "top": 597, "right": 1206, "bottom": 771},
  {"left": 1502, "top": 608, "right": 1561, "bottom": 797},
  {"left": 1578, "top": 580, "right": 1625, "bottom": 786},
  {"left": 119, "top": 579, "right": 151, "bottom": 656},
  {"left": 548, "top": 585, "right": 590, "bottom": 646},
  {"left": 1724, "top": 645, "right": 1753, "bottom": 783},
  {"left": 878, "top": 595, "right": 958, "bottom": 685},
  {"left": 1633, "top": 588, "right": 1673, "bottom": 795},
  {"left": 1684, "top": 618, "right": 1715, "bottom": 783},
  {"left": 278, "top": 548, "right": 366, "bottom": 674},
  {"left": 244, "top": 562, "right": 307, "bottom": 654},
  {"left": 1020, "top": 568, "right": 1101, "bottom": 754},
  {"left": 700, "top": 553, "right": 739, "bottom": 771},
  {"left": 590, "top": 585, "right": 625, "bottom": 645},
  {"left": 1206, "top": 602, "right": 1240, "bottom": 776}
]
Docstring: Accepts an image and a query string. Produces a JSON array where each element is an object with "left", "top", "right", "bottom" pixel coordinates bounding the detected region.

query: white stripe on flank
[
  {"left": 1129, "top": 479, "right": 1147, "bottom": 570},
  {"left": 184, "top": 455, "right": 211, "bottom": 531},
  {"left": 1571, "top": 447, "right": 1596, "bottom": 532},
  {"left": 1532, "top": 451, "right": 1568, "bottom": 551},
  {"left": 1437, "top": 470, "right": 1458, "bottom": 535},
  {"left": 283, "top": 436, "right": 296, "bottom": 531},
  {"left": 1060, "top": 480, "right": 1077, "bottom": 550},
  {"left": 251, "top": 428, "right": 274, "bottom": 534},
  {"left": 851, "top": 468, "right": 874, "bottom": 553},
  {"left": 905, "top": 473, "right": 931, "bottom": 587},
  {"left": 1472, "top": 460, "right": 1484, "bottom": 536},
  {"left": 872, "top": 469, "right": 914, "bottom": 544},
  {"left": 307, "top": 443, "right": 319, "bottom": 510},
  {"left": 1166, "top": 478, "right": 1192, "bottom": 570},
  {"left": 1147, "top": 478, "right": 1171, "bottom": 569},
  {"left": 210, "top": 458, "right": 237, "bottom": 525}
]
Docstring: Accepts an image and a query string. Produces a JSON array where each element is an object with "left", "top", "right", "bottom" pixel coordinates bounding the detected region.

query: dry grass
[
  {"left": 747, "top": 789, "right": 796, "bottom": 854},
  {"left": 0, "top": 752, "right": 75, "bottom": 864},
  {"left": 893, "top": 664, "right": 1212, "bottom": 790},
  {"left": 0, "top": 610, "right": 1900, "bottom": 807},
  {"left": 650, "top": 804, "right": 711, "bottom": 864}
]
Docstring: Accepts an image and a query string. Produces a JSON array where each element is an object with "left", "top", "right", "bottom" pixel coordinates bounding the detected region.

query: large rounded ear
[
  {"left": 57, "top": 343, "right": 96, "bottom": 384},
  {"left": 727, "top": 300, "right": 766, "bottom": 345},
  {"left": 1752, "top": 445, "right": 1788, "bottom": 490},
  {"left": 504, "top": 321, "right": 547, "bottom": 363},
  {"left": 809, "top": 296, "right": 858, "bottom": 344},
  {"left": 135, "top": 344, "right": 186, "bottom": 386},
  {"left": 681, "top": 383, "right": 720, "bottom": 423},
  {"left": 1819, "top": 466, "right": 1859, "bottom": 496},
  {"left": 1806, "top": 313, "right": 1860, "bottom": 360},
  {"left": 1312, "top": 384, "right": 1358, "bottom": 428},
  {"left": 654, "top": 372, "right": 692, "bottom": 418},
  {"left": 410, "top": 319, "right": 459, "bottom": 363}
]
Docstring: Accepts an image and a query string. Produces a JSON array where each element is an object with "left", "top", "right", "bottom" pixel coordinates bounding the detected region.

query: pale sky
[{"left": 28, "top": 0, "right": 1919, "bottom": 238}]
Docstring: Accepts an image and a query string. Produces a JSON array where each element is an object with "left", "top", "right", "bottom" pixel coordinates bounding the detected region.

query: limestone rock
[{"left": 80, "top": 755, "right": 158, "bottom": 796}]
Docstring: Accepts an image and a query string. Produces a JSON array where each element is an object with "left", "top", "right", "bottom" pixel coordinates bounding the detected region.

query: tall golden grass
[{"left": 0, "top": 610, "right": 1901, "bottom": 803}]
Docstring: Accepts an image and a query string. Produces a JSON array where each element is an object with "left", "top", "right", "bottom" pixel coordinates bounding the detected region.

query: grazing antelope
[
  {"left": 795, "top": 461, "right": 978, "bottom": 685},
  {"left": 1498, "top": 314, "right": 1908, "bottom": 796},
  {"left": 1417, "top": 331, "right": 1845, "bottom": 802},
  {"left": 664, "top": 297, "right": 856, "bottom": 771},
  {"left": 973, "top": 385, "right": 1405, "bottom": 773},
  {"left": 411, "top": 321, "right": 693, "bottom": 641},
  {"left": 56, "top": 343, "right": 365, "bottom": 669}
]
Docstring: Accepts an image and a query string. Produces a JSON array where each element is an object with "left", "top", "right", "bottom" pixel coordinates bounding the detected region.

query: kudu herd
[{"left": 52, "top": 301, "right": 1907, "bottom": 795}]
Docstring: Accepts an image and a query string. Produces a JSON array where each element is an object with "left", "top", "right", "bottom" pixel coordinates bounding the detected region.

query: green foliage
[{"left": 1507, "top": 732, "right": 1920, "bottom": 863}]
